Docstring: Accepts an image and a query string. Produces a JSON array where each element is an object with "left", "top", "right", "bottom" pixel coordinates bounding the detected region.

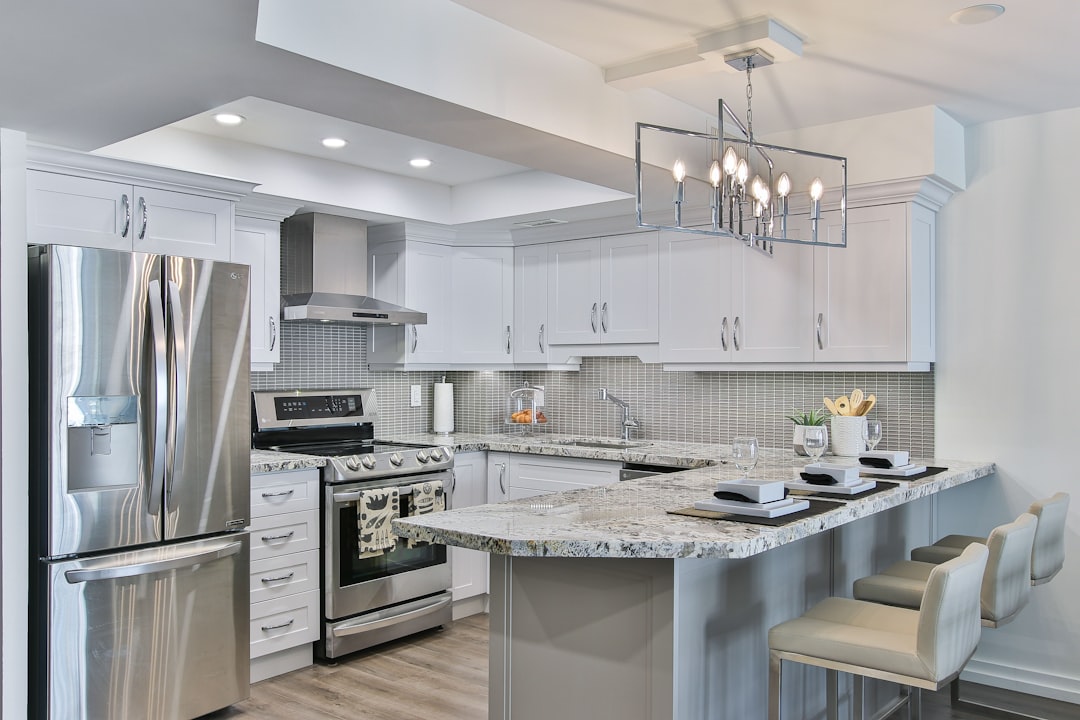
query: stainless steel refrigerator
[{"left": 28, "top": 244, "right": 252, "bottom": 719}]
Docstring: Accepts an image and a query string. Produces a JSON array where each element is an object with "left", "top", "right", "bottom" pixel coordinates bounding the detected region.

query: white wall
[{"left": 936, "top": 106, "right": 1080, "bottom": 702}]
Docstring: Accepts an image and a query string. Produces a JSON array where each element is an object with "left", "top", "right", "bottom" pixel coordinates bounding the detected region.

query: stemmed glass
[
  {"left": 732, "top": 436, "right": 758, "bottom": 479},
  {"left": 803, "top": 426, "right": 827, "bottom": 463},
  {"left": 863, "top": 419, "right": 882, "bottom": 452}
]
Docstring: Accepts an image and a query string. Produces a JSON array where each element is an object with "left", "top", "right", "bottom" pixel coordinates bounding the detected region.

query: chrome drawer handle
[
  {"left": 137, "top": 196, "right": 148, "bottom": 240},
  {"left": 816, "top": 313, "right": 824, "bottom": 350},
  {"left": 260, "top": 619, "right": 295, "bottom": 632},
  {"left": 601, "top": 302, "right": 609, "bottom": 333},
  {"left": 120, "top": 193, "right": 131, "bottom": 238},
  {"left": 260, "top": 489, "right": 295, "bottom": 498},
  {"left": 721, "top": 317, "right": 728, "bottom": 352},
  {"left": 538, "top": 323, "right": 545, "bottom": 353},
  {"left": 506, "top": 325, "right": 511, "bottom": 354},
  {"left": 260, "top": 531, "right": 295, "bottom": 542},
  {"left": 733, "top": 316, "right": 741, "bottom": 352},
  {"left": 590, "top": 303, "right": 598, "bottom": 333},
  {"left": 269, "top": 315, "right": 277, "bottom": 351},
  {"left": 411, "top": 325, "right": 419, "bottom": 353},
  {"left": 260, "top": 572, "right": 296, "bottom": 583}
]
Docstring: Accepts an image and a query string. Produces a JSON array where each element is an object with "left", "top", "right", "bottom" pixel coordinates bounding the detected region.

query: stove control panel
[{"left": 325, "top": 446, "right": 454, "bottom": 482}]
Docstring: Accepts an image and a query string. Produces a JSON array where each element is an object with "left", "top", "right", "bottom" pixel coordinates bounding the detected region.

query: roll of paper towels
[{"left": 433, "top": 382, "right": 454, "bottom": 435}]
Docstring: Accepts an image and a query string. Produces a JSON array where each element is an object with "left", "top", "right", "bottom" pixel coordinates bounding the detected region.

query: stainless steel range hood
[{"left": 281, "top": 213, "right": 427, "bottom": 326}]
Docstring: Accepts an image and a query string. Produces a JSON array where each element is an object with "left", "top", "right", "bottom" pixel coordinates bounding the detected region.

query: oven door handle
[
  {"left": 330, "top": 595, "right": 452, "bottom": 638},
  {"left": 333, "top": 488, "right": 414, "bottom": 504}
]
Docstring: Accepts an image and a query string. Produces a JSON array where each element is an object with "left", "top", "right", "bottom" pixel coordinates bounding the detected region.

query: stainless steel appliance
[
  {"left": 251, "top": 389, "right": 454, "bottom": 659},
  {"left": 28, "top": 244, "right": 251, "bottom": 720}
]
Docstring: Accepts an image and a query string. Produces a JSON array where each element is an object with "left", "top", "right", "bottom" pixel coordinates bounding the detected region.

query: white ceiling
[{"left": 2, "top": 1, "right": 1078, "bottom": 228}]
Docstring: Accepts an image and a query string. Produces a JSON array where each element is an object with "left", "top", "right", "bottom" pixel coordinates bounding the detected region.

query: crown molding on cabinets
[{"left": 236, "top": 194, "right": 303, "bottom": 222}]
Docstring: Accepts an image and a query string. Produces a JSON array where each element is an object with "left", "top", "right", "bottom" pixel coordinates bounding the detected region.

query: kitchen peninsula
[{"left": 394, "top": 440, "right": 993, "bottom": 720}]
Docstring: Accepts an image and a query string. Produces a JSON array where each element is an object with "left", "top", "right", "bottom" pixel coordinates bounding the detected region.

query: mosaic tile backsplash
[{"left": 252, "top": 325, "right": 935, "bottom": 456}]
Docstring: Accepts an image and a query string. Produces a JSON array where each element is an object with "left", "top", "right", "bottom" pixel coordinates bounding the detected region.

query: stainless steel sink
[{"left": 551, "top": 439, "right": 650, "bottom": 450}]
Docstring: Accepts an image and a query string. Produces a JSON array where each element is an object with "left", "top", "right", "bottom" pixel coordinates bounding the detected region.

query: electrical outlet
[{"left": 410, "top": 384, "right": 422, "bottom": 407}]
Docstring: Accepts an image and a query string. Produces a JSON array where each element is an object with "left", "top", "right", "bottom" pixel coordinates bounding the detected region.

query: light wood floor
[{"left": 211, "top": 613, "right": 1075, "bottom": 720}]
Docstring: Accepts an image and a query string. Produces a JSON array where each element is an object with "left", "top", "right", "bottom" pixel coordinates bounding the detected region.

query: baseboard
[
  {"left": 250, "top": 643, "right": 313, "bottom": 684},
  {"left": 962, "top": 658, "right": 1080, "bottom": 705},
  {"left": 452, "top": 594, "right": 489, "bottom": 620}
]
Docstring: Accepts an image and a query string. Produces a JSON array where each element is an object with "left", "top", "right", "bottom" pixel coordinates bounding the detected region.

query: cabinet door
[
  {"left": 813, "top": 204, "right": 908, "bottom": 362},
  {"left": 548, "top": 238, "right": 600, "bottom": 344},
  {"left": 487, "top": 452, "right": 510, "bottom": 503},
  {"left": 450, "top": 452, "right": 488, "bottom": 601},
  {"left": 27, "top": 171, "right": 132, "bottom": 250},
  {"left": 659, "top": 231, "right": 733, "bottom": 362},
  {"left": 233, "top": 216, "right": 281, "bottom": 367},
  {"left": 132, "top": 186, "right": 232, "bottom": 261},
  {"left": 514, "top": 245, "right": 549, "bottom": 363},
  {"left": 600, "top": 232, "right": 659, "bottom": 343},
  {"left": 451, "top": 247, "right": 514, "bottom": 364},
  {"left": 732, "top": 240, "right": 815, "bottom": 362},
  {"left": 405, "top": 242, "right": 453, "bottom": 363}
]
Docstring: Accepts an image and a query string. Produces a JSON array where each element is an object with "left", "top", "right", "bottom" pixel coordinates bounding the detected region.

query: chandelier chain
[{"left": 745, "top": 58, "right": 754, "bottom": 143}]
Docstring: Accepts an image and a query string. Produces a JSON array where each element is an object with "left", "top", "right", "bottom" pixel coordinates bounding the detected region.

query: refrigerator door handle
[
  {"left": 166, "top": 279, "right": 189, "bottom": 510},
  {"left": 147, "top": 279, "right": 168, "bottom": 515},
  {"left": 63, "top": 539, "right": 244, "bottom": 584}
]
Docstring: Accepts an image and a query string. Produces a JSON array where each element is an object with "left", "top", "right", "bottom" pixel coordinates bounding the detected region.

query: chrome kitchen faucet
[{"left": 596, "top": 388, "right": 640, "bottom": 441}]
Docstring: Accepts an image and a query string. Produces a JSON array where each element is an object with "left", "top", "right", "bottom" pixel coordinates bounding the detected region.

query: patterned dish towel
[
  {"left": 407, "top": 480, "right": 445, "bottom": 547},
  {"left": 357, "top": 487, "right": 400, "bottom": 559}
]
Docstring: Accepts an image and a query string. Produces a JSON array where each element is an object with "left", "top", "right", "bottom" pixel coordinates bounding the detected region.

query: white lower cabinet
[
  {"left": 249, "top": 468, "right": 321, "bottom": 682},
  {"left": 450, "top": 452, "right": 489, "bottom": 618},
  {"left": 506, "top": 454, "right": 622, "bottom": 499},
  {"left": 487, "top": 451, "right": 510, "bottom": 503}
]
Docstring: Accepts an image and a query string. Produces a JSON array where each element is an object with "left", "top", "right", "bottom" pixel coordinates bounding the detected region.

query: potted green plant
[{"left": 786, "top": 408, "right": 828, "bottom": 456}]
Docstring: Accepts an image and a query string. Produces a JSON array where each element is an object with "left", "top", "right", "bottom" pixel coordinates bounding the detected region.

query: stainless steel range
[{"left": 251, "top": 389, "right": 454, "bottom": 659}]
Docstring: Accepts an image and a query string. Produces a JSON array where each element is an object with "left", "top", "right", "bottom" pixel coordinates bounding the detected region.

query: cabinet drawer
[
  {"left": 251, "top": 469, "right": 320, "bottom": 517},
  {"left": 249, "top": 509, "right": 319, "bottom": 562},
  {"left": 250, "top": 589, "right": 320, "bottom": 659},
  {"left": 249, "top": 549, "right": 320, "bottom": 605}
]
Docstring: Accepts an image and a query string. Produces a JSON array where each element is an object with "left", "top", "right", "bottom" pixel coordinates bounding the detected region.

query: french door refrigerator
[{"left": 28, "top": 244, "right": 252, "bottom": 719}]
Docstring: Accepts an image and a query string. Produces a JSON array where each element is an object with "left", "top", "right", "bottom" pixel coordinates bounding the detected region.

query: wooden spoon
[
  {"left": 858, "top": 394, "right": 876, "bottom": 416},
  {"left": 835, "top": 396, "right": 851, "bottom": 416},
  {"left": 849, "top": 389, "right": 864, "bottom": 413},
  {"left": 823, "top": 397, "right": 839, "bottom": 415}
]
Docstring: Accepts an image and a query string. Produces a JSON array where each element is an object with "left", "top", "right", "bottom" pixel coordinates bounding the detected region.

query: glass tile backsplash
[{"left": 252, "top": 325, "right": 935, "bottom": 455}]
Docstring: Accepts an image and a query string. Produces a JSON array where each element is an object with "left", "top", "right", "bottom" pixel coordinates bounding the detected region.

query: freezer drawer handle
[
  {"left": 260, "top": 489, "right": 295, "bottom": 499},
  {"left": 260, "top": 619, "right": 295, "bottom": 632},
  {"left": 260, "top": 572, "right": 295, "bottom": 583},
  {"left": 331, "top": 595, "right": 452, "bottom": 638},
  {"left": 64, "top": 539, "right": 243, "bottom": 584},
  {"left": 260, "top": 531, "right": 295, "bottom": 542}
]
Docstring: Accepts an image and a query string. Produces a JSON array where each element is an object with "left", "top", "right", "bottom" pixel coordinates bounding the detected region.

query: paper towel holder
[{"left": 433, "top": 376, "right": 454, "bottom": 437}]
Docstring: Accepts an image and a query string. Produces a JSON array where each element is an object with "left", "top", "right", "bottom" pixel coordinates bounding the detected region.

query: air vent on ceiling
[{"left": 513, "top": 218, "right": 568, "bottom": 228}]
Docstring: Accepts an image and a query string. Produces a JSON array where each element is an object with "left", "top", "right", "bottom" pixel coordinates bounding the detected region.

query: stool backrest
[
  {"left": 917, "top": 543, "right": 988, "bottom": 681},
  {"left": 982, "top": 513, "right": 1036, "bottom": 625},
  {"left": 1029, "top": 492, "right": 1069, "bottom": 585}
]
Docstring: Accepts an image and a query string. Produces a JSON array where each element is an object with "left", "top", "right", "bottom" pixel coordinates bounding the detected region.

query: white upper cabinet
[
  {"left": 547, "top": 231, "right": 659, "bottom": 346},
  {"left": 513, "top": 244, "right": 549, "bottom": 364},
  {"left": 733, "top": 240, "right": 815, "bottom": 363},
  {"left": 659, "top": 232, "right": 734, "bottom": 362},
  {"left": 130, "top": 186, "right": 232, "bottom": 261},
  {"left": 233, "top": 209, "right": 291, "bottom": 370},
  {"left": 450, "top": 247, "right": 514, "bottom": 364},
  {"left": 27, "top": 172, "right": 133, "bottom": 251}
]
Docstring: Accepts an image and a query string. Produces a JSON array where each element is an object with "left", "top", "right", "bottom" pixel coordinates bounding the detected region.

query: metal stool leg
[
  {"left": 769, "top": 651, "right": 782, "bottom": 720},
  {"left": 827, "top": 669, "right": 839, "bottom": 720}
]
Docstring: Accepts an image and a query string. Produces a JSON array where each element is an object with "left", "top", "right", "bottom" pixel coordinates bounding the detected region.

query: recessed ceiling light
[
  {"left": 321, "top": 137, "right": 348, "bottom": 149},
  {"left": 409, "top": 157, "right": 433, "bottom": 168},
  {"left": 213, "top": 113, "right": 245, "bottom": 126},
  {"left": 949, "top": 4, "right": 1005, "bottom": 25}
]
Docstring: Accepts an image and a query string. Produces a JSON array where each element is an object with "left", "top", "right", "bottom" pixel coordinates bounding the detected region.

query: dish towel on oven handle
[
  {"left": 407, "top": 480, "right": 445, "bottom": 548},
  {"left": 357, "top": 487, "right": 400, "bottom": 559}
]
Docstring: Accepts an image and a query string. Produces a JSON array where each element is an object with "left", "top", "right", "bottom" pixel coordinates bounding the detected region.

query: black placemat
[
  {"left": 666, "top": 499, "right": 843, "bottom": 527},
  {"left": 787, "top": 480, "right": 899, "bottom": 499},
  {"left": 860, "top": 466, "right": 948, "bottom": 481}
]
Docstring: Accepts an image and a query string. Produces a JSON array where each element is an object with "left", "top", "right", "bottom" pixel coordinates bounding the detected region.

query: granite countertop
[
  {"left": 388, "top": 435, "right": 993, "bottom": 559},
  {"left": 251, "top": 449, "right": 326, "bottom": 474}
]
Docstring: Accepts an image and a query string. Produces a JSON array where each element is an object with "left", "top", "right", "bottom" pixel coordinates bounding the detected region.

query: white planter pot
[
  {"left": 830, "top": 415, "right": 867, "bottom": 457},
  {"left": 793, "top": 425, "right": 828, "bottom": 456}
]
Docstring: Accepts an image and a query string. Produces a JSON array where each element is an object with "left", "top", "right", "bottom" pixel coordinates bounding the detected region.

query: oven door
[{"left": 324, "top": 470, "right": 453, "bottom": 622}]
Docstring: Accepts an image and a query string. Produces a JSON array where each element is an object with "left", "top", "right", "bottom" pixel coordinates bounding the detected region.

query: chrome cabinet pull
[
  {"left": 816, "top": 313, "right": 824, "bottom": 350},
  {"left": 410, "top": 325, "right": 419, "bottom": 353},
  {"left": 260, "top": 572, "right": 295, "bottom": 583},
  {"left": 120, "top": 193, "right": 131, "bottom": 238},
  {"left": 538, "top": 323, "right": 545, "bottom": 353},
  {"left": 497, "top": 463, "right": 506, "bottom": 495},
  {"left": 450, "top": 469, "right": 457, "bottom": 494},
  {"left": 601, "top": 302, "right": 609, "bottom": 333},
  {"left": 261, "top": 489, "right": 294, "bottom": 498},
  {"left": 261, "top": 531, "right": 295, "bottom": 542},
  {"left": 269, "top": 315, "right": 277, "bottom": 351},
  {"left": 720, "top": 316, "right": 728, "bottom": 352},
  {"left": 733, "top": 316, "right": 741, "bottom": 351},
  {"left": 260, "top": 619, "right": 295, "bottom": 632},
  {"left": 137, "top": 196, "right": 148, "bottom": 240},
  {"left": 505, "top": 325, "right": 511, "bottom": 354},
  {"left": 590, "top": 303, "right": 598, "bottom": 333}
]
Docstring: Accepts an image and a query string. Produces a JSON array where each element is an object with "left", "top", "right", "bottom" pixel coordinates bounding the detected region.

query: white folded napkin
[
  {"left": 715, "top": 478, "right": 786, "bottom": 503},
  {"left": 801, "top": 462, "right": 862, "bottom": 486},
  {"left": 859, "top": 450, "right": 909, "bottom": 468}
]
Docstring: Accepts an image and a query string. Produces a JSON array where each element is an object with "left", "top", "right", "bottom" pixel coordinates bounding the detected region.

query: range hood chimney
[{"left": 281, "top": 213, "right": 427, "bottom": 326}]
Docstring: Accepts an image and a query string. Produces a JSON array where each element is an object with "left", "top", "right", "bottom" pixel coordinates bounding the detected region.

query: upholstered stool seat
[{"left": 768, "top": 543, "right": 988, "bottom": 720}]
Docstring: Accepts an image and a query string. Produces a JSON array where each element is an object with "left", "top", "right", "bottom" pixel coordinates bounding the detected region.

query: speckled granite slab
[
  {"left": 251, "top": 449, "right": 326, "bottom": 474},
  {"left": 393, "top": 457, "right": 994, "bottom": 560}
]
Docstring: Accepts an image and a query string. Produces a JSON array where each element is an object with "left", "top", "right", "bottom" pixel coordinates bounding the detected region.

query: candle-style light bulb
[
  {"left": 709, "top": 160, "right": 722, "bottom": 188},
  {"left": 776, "top": 172, "right": 792, "bottom": 198},
  {"left": 809, "top": 176, "right": 824, "bottom": 241},
  {"left": 722, "top": 146, "right": 738, "bottom": 176},
  {"left": 809, "top": 177, "right": 824, "bottom": 202},
  {"left": 672, "top": 160, "right": 686, "bottom": 227},
  {"left": 673, "top": 160, "right": 687, "bottom": 183},
  {"left": 750, "top": 175, "right": 764, "bottom": 201},
  {"left": 775, "top": 172, "right": 791, "bottom": 238},
  {"left": 708, "top": 160, "right": 723, "bottom": 230},
  {"left": 736, "top": 158, "right": 749, "bottom": 186}
]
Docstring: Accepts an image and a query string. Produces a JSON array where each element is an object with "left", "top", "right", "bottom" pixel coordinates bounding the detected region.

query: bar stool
[{"left": 768, "top": 543, "right": 988, "bottom": 720}]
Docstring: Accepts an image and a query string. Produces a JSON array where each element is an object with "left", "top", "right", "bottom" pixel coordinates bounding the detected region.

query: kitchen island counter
[{"left": 250, "top": 449, "right": 326, "bottom": 474}]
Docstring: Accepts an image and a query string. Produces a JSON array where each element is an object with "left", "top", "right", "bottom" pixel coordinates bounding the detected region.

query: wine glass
[
  {"left": 863, "top": 419, "right": 882, "bottom": 452},
  {"left": 803, "top": 426, "right": 827, "bottom": 463},
  {"left": 732, "top": 436, "right": 758, "bottom": 479}
]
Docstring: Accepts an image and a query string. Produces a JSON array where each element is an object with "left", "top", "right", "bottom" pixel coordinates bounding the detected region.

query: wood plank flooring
[{"left": 209, "top": 613, "right": 1076, "bottom": 720}]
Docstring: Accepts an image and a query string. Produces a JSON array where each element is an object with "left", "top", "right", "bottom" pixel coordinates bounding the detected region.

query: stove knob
[
  {"left": 345, "top": 455, "right": 360, "bottom": 471},
  {"left": 389, "top": 453, "right": 404, "bottom": 467},
  {"left": 361, "top": 454, "right": 377, "bottom": 470},
  {"left": 416, "top": 449, "right": 430, "bottom": 463},
  {"left": 429, "top": 448, "right": 443, "bottom": 462},
  {"left": 443, "top": 447, "right": 454, "bottom": 461}
]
